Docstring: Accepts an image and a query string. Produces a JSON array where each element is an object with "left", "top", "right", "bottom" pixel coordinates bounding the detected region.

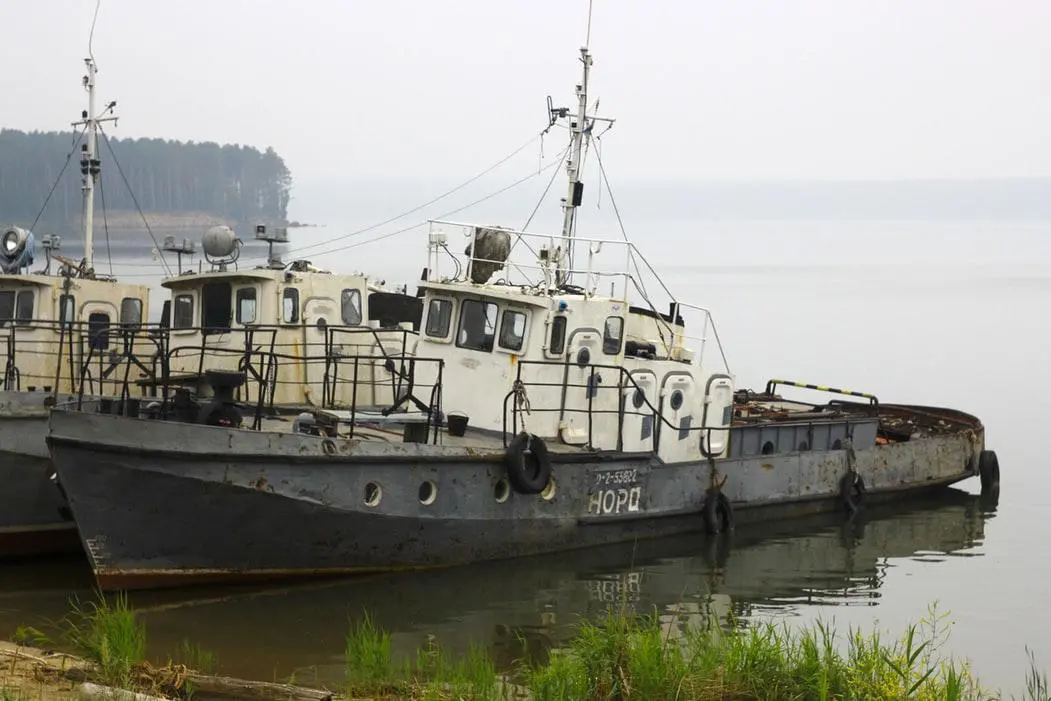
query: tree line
[{"left": 0, "top": 129, "right": 292, "bottom": 234}]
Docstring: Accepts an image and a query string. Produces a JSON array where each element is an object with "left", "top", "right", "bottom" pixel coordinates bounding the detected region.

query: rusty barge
[{"left": 45, "top": 43, "right": 1000, "bottom": 591}]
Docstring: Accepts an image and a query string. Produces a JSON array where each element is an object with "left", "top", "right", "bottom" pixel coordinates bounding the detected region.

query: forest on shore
[{"left": 0, "top": 129, "right": 293, "bottom": 240}]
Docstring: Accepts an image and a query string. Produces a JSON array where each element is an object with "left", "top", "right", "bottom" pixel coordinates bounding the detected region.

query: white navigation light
[
  {"left": 2, "top": 229, "right": 21, "bottom": 254},
  {"left": 1, "top": 227, "right": 30, "bottom": 257},
  {"left": 0, "top": 227, "right": 35, "bottom": 274}
]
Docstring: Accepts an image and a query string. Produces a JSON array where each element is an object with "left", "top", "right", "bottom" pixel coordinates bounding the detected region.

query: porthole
[
  {"left": 494, "top": 479, "right": 510, "bottom": 503},
  {"left": 418, "top": 480, "right": 437, "bottom": 506},
  {"left": 669, "top": 390, "right": 684, "bottom": 411},
  {"left": 761, "top": 441, "right": 776, "bottom": 455},
  {"left": 363, "top": 482, "right": 382, "bottom": 507},
  {"left": 632, "top": 388, "right": 645, "bottom": 409}
]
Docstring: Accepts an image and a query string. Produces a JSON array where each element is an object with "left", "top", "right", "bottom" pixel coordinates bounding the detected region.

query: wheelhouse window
[
  {"left": 341, "top": 288, "right": 362, "bottom": 325},
  {"left": 120, "top": 297, "right": 142, "bottom": 329},
  {"left": 456, "top": 299, "right": 496, "bottom": 352},
  {"left": 0, "top": 291, "right": 12, "bottom": 327},
  {"left": 173, "top": 294, "right": 194, "bottom": 329},
  {"left": 603, "top": 316, "right": 624, "bottom": 355},
  {"left": 87, "top": 312, "right": 110, "bottom": 351},
  {"left": 282, "top": 288, "right": 300, "bottom": 323},
  {"left": 0, "top": 290, "right": 30, "bottom": 326},
  {"left": 425, "top": 298, "right": 452, "bottom": 338},
  {"left": 202, "top": 281, "right": 232, "bottom": 334},
  {"left": 236, "top": 287, "right": 257, "bottom": 325},
  {"left": 59, "top": 294, "right": 75, "bottom": 328},
  {"left": 549, "top": 315, "right": 567, "bottom": 355},
  {"left": 498, "top": 309, "right": 527, "bottom": 351}
]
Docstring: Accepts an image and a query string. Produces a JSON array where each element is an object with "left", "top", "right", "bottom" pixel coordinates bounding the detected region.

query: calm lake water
[{"left": 2, "top": 218, "right": 1047, "bottom": 698}]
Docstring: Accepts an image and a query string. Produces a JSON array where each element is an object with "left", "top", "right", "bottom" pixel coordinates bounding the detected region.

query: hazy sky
[{"left": 2, "top": 0, "right": 1049, "bottom": 188}]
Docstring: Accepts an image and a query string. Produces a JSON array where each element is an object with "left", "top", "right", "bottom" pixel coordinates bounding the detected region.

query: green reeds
[
  {"left": 343, "top": 602, "right": 1051, "bottom": 701},
  {"left": 343, "top": 611, "right": 499, "bottom": 700},
  {"left": 60, "top": 590, "right": 146, "bottom": 689}
]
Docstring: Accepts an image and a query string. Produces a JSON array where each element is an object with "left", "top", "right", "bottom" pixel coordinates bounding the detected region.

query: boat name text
[{"left": 587, "top": 486, "right": 642, "bottom": 515}]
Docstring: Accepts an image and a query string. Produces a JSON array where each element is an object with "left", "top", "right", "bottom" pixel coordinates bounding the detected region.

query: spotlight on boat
[
  {"left": 1, "top": 227, "right": 29, "bottom": 256},
  {"left": 0, "top": 226, "right": 35, "bottom": 273}
]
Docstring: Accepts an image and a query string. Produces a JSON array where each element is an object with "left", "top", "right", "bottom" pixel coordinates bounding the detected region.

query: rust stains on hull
[
  {"left": 0, "top": 523, "right": 81, "bottom": 559},
  {"left": 96, "top": 564, "right": 441, "bottom": 592}
]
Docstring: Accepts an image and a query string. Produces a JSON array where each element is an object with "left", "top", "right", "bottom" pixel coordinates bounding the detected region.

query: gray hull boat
[{"left": 45, "top": 43, "right": 1001, "bottom": 591}]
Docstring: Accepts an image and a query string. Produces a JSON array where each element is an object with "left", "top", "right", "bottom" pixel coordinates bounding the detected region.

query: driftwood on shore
[{"left": 182, "top": 672, "right": 337, "bottom": 701}]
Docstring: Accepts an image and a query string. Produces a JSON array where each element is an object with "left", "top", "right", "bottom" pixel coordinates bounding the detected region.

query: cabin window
[
  {"left": 0, "top": 290, "right": 30, "bottom": 327},
  {"left": 425, "top": 298, "right": 452, "bottom": 338},
  {"left": 498, "top": 309, "right": 527, "bottom": 351},
  {"left": 456, "top": 299, "right": 497, "bottom": 352},
  {"left": 87, "top": 312, "right": 110, "bottom": 351},
  {"left": 201, "top": 281, "right": 232, "bottom": 334},
  {"left": 0, "top": 291, "right": 12, "bottom": 327},
  {"left": 173, "top": 294, "right": 194, "bottom": 329},
  {"left": 603, "top": 316, "right": 624, "bottom": 355},
  {"left": 120, "top": 297, "right": 142, "bottom": 329},
  {"left": 282, "top": 288, "right": 300, "bottom": 323},
  {"left": 341, "top": 289, "right": 362, "bottom": 325},
  {"left": 236, "top": 287, "right": 257, "bottom": 325},
  {"left": 59, "top": 294, "right": 75, "bottom": 328},
  {"left": 549, "top": 315, "right": 567, "bottom": 355}
]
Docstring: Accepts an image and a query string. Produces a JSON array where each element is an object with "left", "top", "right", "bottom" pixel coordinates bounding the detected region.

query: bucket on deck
[{"left": 447, "top": 412, "right": 469, "bottom": 437}]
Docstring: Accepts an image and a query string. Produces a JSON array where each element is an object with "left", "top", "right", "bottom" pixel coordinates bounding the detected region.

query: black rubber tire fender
[
  {"left": 978, "top": 450, "right": 1000, "bottom": 493},
  {"left": 839, "top": 471, "right": 866, "bottom": 513},
  {"left": 703, "top": 489, "right": 734, "bottom": 534},
  {"left": 504, "top": 431, "right": 552, "bottom": 495}
]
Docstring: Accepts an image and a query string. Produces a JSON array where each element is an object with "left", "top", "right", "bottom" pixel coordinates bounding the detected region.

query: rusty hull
[{"left": 46, "top": 403, "right": 986, "bottom": 592}]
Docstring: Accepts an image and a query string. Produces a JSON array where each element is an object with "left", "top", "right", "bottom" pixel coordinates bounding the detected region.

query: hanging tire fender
[
  {"left": 978, "top": 450, "right": 1000, "bottom": 493},
  {"left": 504, "top": 431, "right": 552, "bottom": 495},
  {"left": 839, "top": 471, "right": 865, "bottom": 513},
  {"left": 703, "top": 489, "right": 734, "bottom": 534}
]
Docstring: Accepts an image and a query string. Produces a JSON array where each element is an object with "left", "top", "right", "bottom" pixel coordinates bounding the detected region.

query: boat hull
[
  {"left": 0, "top": 452, "right": 80, "bottom": 557},
  {"left": 47, "top": 408, "right": 984, "bottom": 591}
]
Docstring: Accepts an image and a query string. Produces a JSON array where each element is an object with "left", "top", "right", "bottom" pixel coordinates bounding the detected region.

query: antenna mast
[
  {"left": 71, "top": 57, "right": 118, "bottom": 272},
  {"left": 547, "top": 40, "right": 615, "bottom": 288}
]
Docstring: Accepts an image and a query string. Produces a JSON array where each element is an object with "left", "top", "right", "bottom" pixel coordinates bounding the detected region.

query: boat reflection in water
[{"left": 0, "top": 487, "right": 995, "bottom": 687}]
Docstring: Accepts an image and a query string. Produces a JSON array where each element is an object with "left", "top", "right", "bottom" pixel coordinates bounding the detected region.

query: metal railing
[
  {"left": 502, "top": 360, "right": 874, "bottom": 458},
  {"left": 60, "top": 321, "right": 447, "bottom": 442}
]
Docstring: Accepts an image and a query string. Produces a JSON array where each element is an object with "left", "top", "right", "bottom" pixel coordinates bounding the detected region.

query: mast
[
  {"left": 550, "top": 46, "right": 614, "bottom": 288},
  {"left": 71, "top": 57, "right": 117, "bottom": 272}
]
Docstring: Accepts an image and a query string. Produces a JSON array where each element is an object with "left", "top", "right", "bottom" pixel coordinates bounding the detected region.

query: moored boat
[
  {"left": 46, "top": 41, "right": 1001, "bottom": 591},
  {"left": 0, "top": 54, "right": 152, "bottom": 556}
]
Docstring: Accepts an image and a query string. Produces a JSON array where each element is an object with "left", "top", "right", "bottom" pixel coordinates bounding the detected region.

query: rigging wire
[
  {"left": 280, "top": 144, "right": 571, "bottom": 261},
  {"left": 281, "top": 132, "right": 547, "bottom": 258},
  {"left": 98, "top": 173, "right": 113, "bottom": 276},
  {"left": 29, "top": 126, "right": 87, "bottom": 232},
  {"left": 97, "top": 125, "right": 173, "bottom": 276}
]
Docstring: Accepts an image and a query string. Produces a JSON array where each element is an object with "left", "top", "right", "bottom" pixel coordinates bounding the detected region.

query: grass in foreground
[
  {"left": 344, "top": 603, "right": 1050, "bottom": 700},
  {"left": 4, "top": 591, "right": 1050, "bottom": 700}
]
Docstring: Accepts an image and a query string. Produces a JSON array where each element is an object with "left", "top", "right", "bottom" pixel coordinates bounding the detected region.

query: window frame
[
  {"left": 87, "top": 311, "right": 111, "bottom": 351},
  {"left": 455, "top": 298, "right": 498, "bottom": 353},
  {"left": 497, "top": 308, "right": 528, "bottom": 353},
  {"left": 602, "top": 315, "right": 624, "bottom": 355},
  {"left": 120, "top": 297, "right": 142, "bottom": 329},
  {"left": 282, "top": 287, "right": 300, "bottom": 324},
  {"left": 235, "top": 286, "right": 258, "bottom": 326},
  {"left": 58, "top": 294, "right": 76, "bottom": 329},
  {"left": 172, "top": 293, "right": 195, "bottom": 330},
  {"left": 547, "top": 315, "right": 567, "bottom": 356},
  {"left": 341, "top": 288, "right": 363, "bottom": 326},
  {"left": 424, "top": 298, "right": 453, "bottom": 339}
]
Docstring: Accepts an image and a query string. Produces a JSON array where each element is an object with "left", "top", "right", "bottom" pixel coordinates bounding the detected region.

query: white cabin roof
[{"left": 161, "top": 266, "right": 371, "bottom": 291}]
